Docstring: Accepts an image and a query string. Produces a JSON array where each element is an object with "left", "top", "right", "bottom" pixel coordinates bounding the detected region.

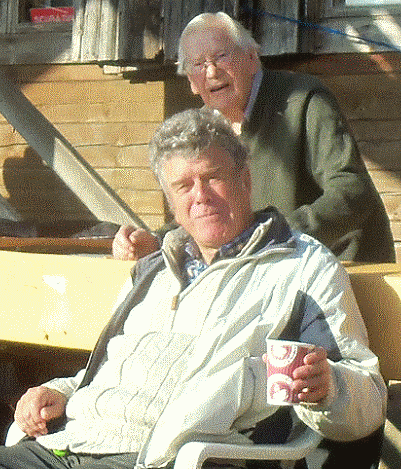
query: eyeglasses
[{"left": 184, "top": 49, "right": 236, "bottom": 75}]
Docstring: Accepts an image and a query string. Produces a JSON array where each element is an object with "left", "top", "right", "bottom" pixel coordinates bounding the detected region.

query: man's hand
[
  {"left": 112, "top": 226, "right": 160, "bottom": 261},
  {"left": 14, "top": 386, "right": 67, "bottom": 438},
  {"left": 292, "top": 347, "right": 332, "bottom": 404}
]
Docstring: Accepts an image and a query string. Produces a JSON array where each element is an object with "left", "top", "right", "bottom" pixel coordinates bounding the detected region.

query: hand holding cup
[{"left": 263, "top": 340, "right": 331, "bottom": 405}]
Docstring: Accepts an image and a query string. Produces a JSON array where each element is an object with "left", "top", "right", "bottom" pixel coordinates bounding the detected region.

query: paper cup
[{"left": 264, "top": 339, "right": 316, "bottom": 405}]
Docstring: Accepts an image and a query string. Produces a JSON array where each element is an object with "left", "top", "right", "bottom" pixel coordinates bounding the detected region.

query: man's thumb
[{"left": 40, "top": 403, "right": 62, "bottom": 421}]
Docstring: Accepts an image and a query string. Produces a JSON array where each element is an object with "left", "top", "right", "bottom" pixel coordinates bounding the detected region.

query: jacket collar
[{"left": 162, "top": 207, "right": 295, "bottom": 275}]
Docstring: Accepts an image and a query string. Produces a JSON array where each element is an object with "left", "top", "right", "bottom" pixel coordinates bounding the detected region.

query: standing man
[
  {"left": 1, "top": 108, "right": 386, "bottom": 469},
  {"left": 113, "top": 12, "right": 394, "bottom": 264}
]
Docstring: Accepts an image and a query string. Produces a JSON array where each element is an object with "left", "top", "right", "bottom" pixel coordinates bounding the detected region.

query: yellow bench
[
  {"left": 1, "top": 251, "right": 400, "bottom": 376},
  {"left": 344, "top": 263, "right": 401, "bottom": 469},
  {"left": 0, "top": 250, "right": 133, "bottom": 351},
  {"left": 345, "top": 262, "right": 401, "bottom": 382}
]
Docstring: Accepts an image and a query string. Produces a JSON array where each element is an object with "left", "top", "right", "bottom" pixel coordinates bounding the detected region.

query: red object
[
  {"left": 30, "top": 7, "right": 75, "bottom": 24},
  {"left": 264, "top": 340, "right": 316, "bottom": 405}
]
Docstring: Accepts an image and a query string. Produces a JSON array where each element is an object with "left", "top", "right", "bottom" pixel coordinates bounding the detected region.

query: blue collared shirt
[
  {"left": 182, "top": 211, "right": 270, "bottom": 286},
  {"left": 243, "top": 68, "right": 263, "bottom": 122}
]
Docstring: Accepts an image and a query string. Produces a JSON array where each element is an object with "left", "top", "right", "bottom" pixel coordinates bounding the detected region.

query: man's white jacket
[{"left": 33, "top": 211, "right": 386, "bottom": 467}]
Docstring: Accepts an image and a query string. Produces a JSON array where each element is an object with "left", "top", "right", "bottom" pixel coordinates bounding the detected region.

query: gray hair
[
  {"left": 177, "top": 12, "right": 260, "bottom": 75},
  {"left": 149, "top": 108, "right": 248, "bottom": 193}
]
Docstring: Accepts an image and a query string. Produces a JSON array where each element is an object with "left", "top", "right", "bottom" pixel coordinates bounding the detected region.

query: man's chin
[
  {"left": 207, "top": 91, "right": 234, "bottom": 109},
  {"left": 192, "top": 228, "right": 232, "bottom": 249}
]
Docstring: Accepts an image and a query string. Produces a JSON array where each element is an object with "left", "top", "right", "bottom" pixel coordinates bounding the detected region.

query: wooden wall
[
  {"left": 0, "top": 64, "right": 165, "bottom": 232},
  {"left": 0, "top": 55, "right": 399, "bottom": 261}
]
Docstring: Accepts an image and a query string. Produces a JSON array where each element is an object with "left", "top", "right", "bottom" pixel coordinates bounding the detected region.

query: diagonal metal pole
[{"left": 0, "top": 70, "right": 149, "bottom": 230}]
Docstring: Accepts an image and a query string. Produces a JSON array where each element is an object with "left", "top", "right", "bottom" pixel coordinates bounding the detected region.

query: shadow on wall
[{"left": 1, "top": 146, "right": 100, "bottom": 236}]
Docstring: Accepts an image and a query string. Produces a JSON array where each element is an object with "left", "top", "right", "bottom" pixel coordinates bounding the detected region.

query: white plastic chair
[
  {"left": 6, "top": 419, "right": 321, "bottom": 468},
  {"left": 4, "top": 422, "right": 25, "bottom": 447},
  {"left": 174, "top": 425, "right": 322, "bottom": 469},
  {"left": 5, "top": 421, "right": 321, "bottom": 467}
]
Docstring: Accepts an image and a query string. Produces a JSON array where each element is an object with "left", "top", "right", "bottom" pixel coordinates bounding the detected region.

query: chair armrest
[
  {"left": 5, "top": 422, "right": 26, "bottom": 447},
  {"left": 174, "top": 426, "right": 322, "bottom": 469}
]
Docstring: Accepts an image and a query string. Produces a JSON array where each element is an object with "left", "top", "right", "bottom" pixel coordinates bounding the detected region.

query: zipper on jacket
[{"left": 171, "top": 295, "right": 179, "bottom": 310}]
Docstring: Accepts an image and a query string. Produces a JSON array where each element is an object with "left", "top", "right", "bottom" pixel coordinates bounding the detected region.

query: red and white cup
[{"left": 263, "top": 339, "right": 316, "bottom": 405}]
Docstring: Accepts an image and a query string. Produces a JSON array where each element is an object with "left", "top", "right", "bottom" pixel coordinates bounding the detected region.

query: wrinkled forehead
[{"left": 182, "top": 27, "right": 237, "bottom": 57}]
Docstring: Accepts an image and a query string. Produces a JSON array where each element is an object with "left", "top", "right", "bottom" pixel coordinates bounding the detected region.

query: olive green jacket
[{"left": 242, "top": 69, "right": 394, "bottom": 262}]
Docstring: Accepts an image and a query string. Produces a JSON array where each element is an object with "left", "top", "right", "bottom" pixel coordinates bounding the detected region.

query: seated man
[{"left": 0, "top": 108, "right": 386, "bottom": 469}]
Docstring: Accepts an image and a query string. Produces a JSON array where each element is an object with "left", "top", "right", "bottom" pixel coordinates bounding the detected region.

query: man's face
[
  {"left": 163, "top": 146, "right": 252, "bottom": 262},
  {"left": 183, "top": 27, "right": 260, "bottom": 121}
]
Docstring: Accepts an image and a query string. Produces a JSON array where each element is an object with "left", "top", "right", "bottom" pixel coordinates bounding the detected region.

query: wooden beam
[{"left": 0, "top": 236, "right": 114, "bottom": 254}]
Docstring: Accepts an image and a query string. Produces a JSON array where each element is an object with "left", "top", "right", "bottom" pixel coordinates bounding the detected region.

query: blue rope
[{"left": 241, "top": 5, "right": 401, "bottom": 53}]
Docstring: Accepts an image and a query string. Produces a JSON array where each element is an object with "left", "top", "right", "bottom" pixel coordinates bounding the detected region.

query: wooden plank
[
  {"left": 346, "top": 268, "right": 401, "bottom": 381},
  {"left": 310, "top": 14, "right": 401, "bottom": 55},
  {"left": 0, "top": 30, "right": 73, "bottom": 65},
  {"left": 71, "top": 145, "right": 151, "bottom": 170},
  {"left": 391, "top": 221, "right": 401, "bottom": 242},
  {"left": 396, "top": 244, "right": 401, "bottom": 263},
  {"left": 1, "top": 64, "right": 121, "bottom": 83},
  {"left": 74, "top": 146, "right": 119, "bottom": 169},
  {"left": 140, "top": 214, "right": 165, "bottom": 231},
  {"left": 0, "top": 237, "right": 113, "bottom": 254},
  {"left": 368, "top": 170, "right": 401, "bottom": 194},
  {"left": 20, "top": 80, "right": 165, "bottom": 107},
  {"left": 321, "top": 74, "right": 401, "bottom": 120},
  {"left": 0, "top": 70, "right": 148, "bottom": 228},
  {"left": 266, "top": 52, "right": 401, "bottom": 76},
  {"left": 79, "top": 0, "right": 102, "bottom": 62},
  {"left": 0, "top": 2, "right": 7, "bottom": 35},
  {"left": 98, "top": 168, "right": 160, "bottom": 191},
  {"left": 33, "top": 101, "right": 164, "bottom": 125},
  {"left": 0, "top": 125, "right": 26, "bottom": 146},
  {"left": 120, "top": 0, "right": 162, "bottom": 60},
  {"left": 351, "top": 121, "right": 401, "bottom": 145},
  {"left": 380, "top": 193, "right": 401, "bottom": 222},
  {"left": 0, "top": 142, "right": 150, "bottom": 171},
  {"left": 97, "top": 0, "right": 118, "bottom": 61},
  {"left": 118, "top": 189, "right": 165, "bottom": 215},
  {"left": 257, "top": 0, "right": 300, "bottom": 56},
  {"left": 56, "top": 122, "right": 160, "bottom": 147},
  {"left": 358, "top": 142, "right": 401, "bottom": 170},
  {"left": 0, "top": 250, "right": 133, "bottom": 350},
  {"left": 114, "top": 145, "right": 151, "bottom": 168}
]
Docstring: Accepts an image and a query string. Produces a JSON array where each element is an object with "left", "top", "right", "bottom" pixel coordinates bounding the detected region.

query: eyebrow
[
  {"left": 170, "top": 165, "right": 231, "bottom": 187},
  {"left": 192, "top": 49, "right": 228, "bottom": 62}
]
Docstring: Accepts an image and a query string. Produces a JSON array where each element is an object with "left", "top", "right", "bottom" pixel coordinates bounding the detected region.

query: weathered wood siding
[
  {"left": 307, "top": 3, "right": 401, "bottom": 55},
  {"left": 263, "top": 52, "right": 401, "bottom": 261},
  {"left": 0, "top": 64, "right": 165, "bottom": 231}
]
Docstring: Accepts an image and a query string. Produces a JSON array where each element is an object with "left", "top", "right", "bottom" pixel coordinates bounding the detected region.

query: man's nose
[
  {"left": 205, "top": 62, "right": 219, "bottom": 78},
  {"left": 194, "top": 179, "right": 211, "bottom": 202}
]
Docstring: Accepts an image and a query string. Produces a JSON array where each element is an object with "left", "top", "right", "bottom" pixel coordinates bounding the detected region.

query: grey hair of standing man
[{"left": 177, "top": 11, "right": 261, "bottom": 76}]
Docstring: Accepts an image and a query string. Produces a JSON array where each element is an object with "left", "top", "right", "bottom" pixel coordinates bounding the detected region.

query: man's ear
[
  {"left": 188, "top": 76, "right": 200, "bottom": 96},
  {"left": 248, "top": 48, "right": 262, "bottom": 75},
  {"left": 241, "top": 166, "right": 252, "bottom": 192}
]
